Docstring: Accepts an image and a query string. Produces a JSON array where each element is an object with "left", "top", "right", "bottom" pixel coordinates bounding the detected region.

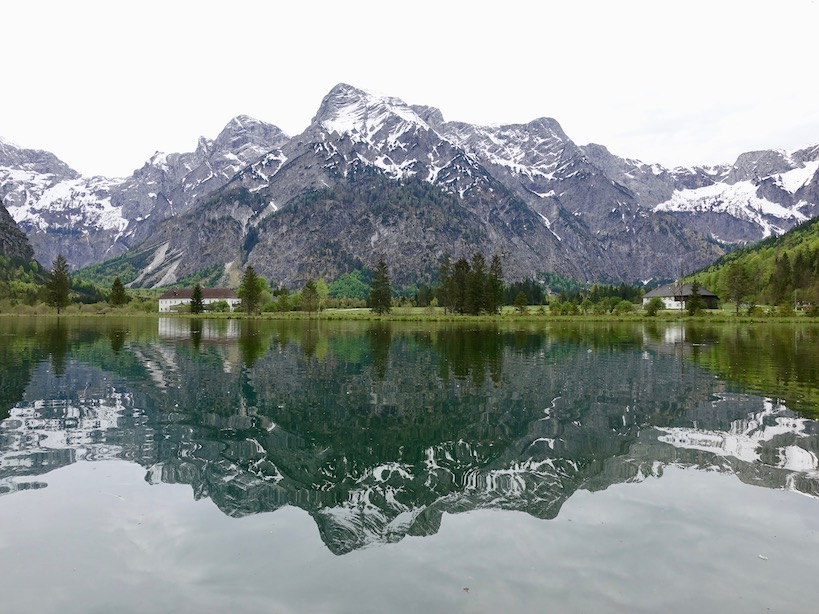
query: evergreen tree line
[
  {"left": 561, "top": 282, "right": 644, "bottom": 305},
  {"left": 19, "top": 251, "right": 652, "bottom": 317},
  {"left": 234, "top": 253, "right": 653, "bottom": 316},
  {"left": 236, "top": 265, "right": 335, "bottom": 315},
  {"left": 503, "top": 280, "right": 545, "bottom": 306},
  {"left": 720, "top": 252, "right": 819, "bottom": 313},
  {"left": 500, "top": 280, "right": 642, "bottom": 310},
  {"left": 435, "top": 252, "right": 504, "bottom": 315}
]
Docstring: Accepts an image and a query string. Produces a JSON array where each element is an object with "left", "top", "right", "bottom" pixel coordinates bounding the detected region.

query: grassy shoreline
[{"left": 1, "top": 305, "right": 817, "bottom": 324}]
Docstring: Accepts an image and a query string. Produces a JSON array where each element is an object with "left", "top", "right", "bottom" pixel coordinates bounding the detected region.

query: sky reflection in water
[{"left": 1, "top": 317, "right": 818, "bottom": 612}]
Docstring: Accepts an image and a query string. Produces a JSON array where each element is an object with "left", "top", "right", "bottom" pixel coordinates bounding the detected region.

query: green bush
[
  {"left": 777, "top": 302, "right": 795, "bottom": 317},
  {"left": 207, "top": 300, "right": 230, "bottom": 313},
  {"left": 644, "top": 297, "right": 664, "bottom": 317},
  {"left": 614, "top": 300, "right": 635, "bottom": 315}
]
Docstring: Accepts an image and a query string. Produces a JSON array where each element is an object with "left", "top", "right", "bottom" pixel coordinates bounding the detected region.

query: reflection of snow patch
[
  {"left": 540, "top": 397, "right": 560, "bottom": 420},
  {"left": 369, "top": 463, "right": 413, "bottom": 483},
  {"left": 779, "top": 446, "right": 818, "bottom": 472},
  {"left": 0, "top": 390, "right": 134, "bottom": 474},
  {"left": 658, "top": 398, "right": 817, "bottom": 472},
  {"left": 658, "top": 430, "right": 761, "bottom": 464}
]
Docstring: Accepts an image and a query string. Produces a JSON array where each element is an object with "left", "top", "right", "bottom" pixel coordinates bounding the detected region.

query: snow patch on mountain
[
  {"left": 246, "top": 151, "right": 288, "bottom": 189},
  {"left": 11, "top": 177, "right": 127, "bottom": 233},
  {"left": 537, "top": 212, "right": 561, "bottom": 241},
  {"left": 655, "top": 163, "right": 814, "bottom": 237},
  {"left": 1, "top": 167, "right": 57, "bottom": 196},
  {"left": 778, "top": 160, "right": 819, "bottom": 192},
  {"left": 444, "top": 119, "right": 568, "bottom": 181},
  {"left": 369, "top": 154, "right": 418, "bottom": 178},
  {"left": 318, "top": 84, "right": 429, "bottom": 144},
  {"left": 148, "top": 151, "right": 170, "bottom": 170}
]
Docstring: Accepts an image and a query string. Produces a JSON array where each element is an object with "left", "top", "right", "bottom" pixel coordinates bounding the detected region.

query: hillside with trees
[{"left": 695, "top": 216, "right": 819, "bottom": 311}]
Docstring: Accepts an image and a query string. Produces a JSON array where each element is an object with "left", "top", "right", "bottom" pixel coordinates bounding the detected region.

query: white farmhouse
[
  {"left": 158, "top": 288, "right": 241, "bottom": 313},
  {"left": 642, "top": 283, "right": 719, "bottom": 310}
]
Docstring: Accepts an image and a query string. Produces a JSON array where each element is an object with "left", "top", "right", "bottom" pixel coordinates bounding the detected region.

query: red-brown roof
[{"left": 158, "top": 288, "right": 238, "bottom": 300}]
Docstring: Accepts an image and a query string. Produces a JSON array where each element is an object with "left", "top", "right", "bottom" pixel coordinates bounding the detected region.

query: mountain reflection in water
[{"left": 1, "top": 317, "right": 818, "bottom": 555}]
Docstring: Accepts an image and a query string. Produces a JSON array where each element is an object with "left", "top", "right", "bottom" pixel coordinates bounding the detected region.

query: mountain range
[{"left": 2, "top": 84, "right": 818, "bottom": 287}]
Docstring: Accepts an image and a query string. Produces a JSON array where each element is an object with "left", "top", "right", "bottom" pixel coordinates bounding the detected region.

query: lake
[{"left": 1, "top": 317, "right": 819, "bottom": 613}]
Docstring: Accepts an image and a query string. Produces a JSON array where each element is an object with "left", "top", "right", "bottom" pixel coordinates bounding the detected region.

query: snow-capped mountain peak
[
  {"left": 225, "top": 114, "right": 265, "bottom": 130},
  {"left": 0, "top": 137, "right": 80, "bottom": 179},
  {"left": 147, "top": 151, "right": 170, "bottom": 169},
  {"left": 0, "top": 135, "right": 20, "bottom": 149},
  {"left": 724, "top": 149, "right": 799, "bottom": 185},
  {"left": 2, "top": 114, "right": 289, "bottom": 268},
  {"left": 11, "top": 176, "right": 128, "bottom": 234},
  {"left": 313, "top": 83, "right": 430, "bottom": 144},
  {"left": 443, "top": 116, "right": 574, "bottom": 181},
  {"left": 213, "top": 115, "right": 289, "bottom": 152}
]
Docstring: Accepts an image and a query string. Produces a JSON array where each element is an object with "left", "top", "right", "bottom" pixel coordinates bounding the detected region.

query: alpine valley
[{"left": 2, "top": 83, "right": 818, "bottom": 287}]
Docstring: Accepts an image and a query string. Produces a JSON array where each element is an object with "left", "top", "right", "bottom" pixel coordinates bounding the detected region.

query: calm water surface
[{"left": 1, "top": 317, "right": 819, "bottom": 613}]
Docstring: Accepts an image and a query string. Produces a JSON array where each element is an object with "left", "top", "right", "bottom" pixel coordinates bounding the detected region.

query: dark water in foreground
[{"left": 1, "top": 317, "right": 819, "bottom": 613}]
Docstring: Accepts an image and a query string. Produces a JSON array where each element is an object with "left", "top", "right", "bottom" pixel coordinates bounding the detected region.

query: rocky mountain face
[
  {"left": 652, "top": 146, "right": 819, "bottom": 242},
  {"left": 0, "top": 199, "right": 34, "bottom": 263},
  {"left": 426, "top": 111, "right": 817, "bottom": 254},
  {"left": 2, "top": 85, "right": 818, "bottom": 285},
  {"left": 0, "top": 118, "right": 289, "bottom": 269},
  {"left": 109, "top": 85, "right": 722, "bottom": 287}
]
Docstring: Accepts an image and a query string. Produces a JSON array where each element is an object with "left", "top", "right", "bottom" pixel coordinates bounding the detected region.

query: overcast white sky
[{"left": 3, "top": 0, "right": 819, "bottom": 177}]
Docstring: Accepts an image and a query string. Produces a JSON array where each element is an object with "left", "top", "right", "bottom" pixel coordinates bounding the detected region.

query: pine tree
[
  {"left": 369, "top": 257, "right": 392, "bottom": 315},
  {"left": 466, "top": 251, "right": 487, "bottom": 315},
  {"left": 687, "top": 280, "right": 705, "bottom": 316},
  {"left": 109, "top": 276, "right": 128, "bottom": 306},
  {"left": 452, "top": 258, "right": 470, "bottom": 314},
  {"left": 769, "top": 253, "right": 793, "bottom": 305},
  {"left": 238, "top": 265, "right": 262, "bottom": 314},
  {"left": 190, "top": 283, "right": 205, "bottom": 314},
  {"left": 792, "top": 251, "right": 810, "bottom": 290},
  {"left": 301, "top": 278, "right": 319, "bottom": 314},
  {"left": 724, "top": 262, "right": 752, "bottom": 315},
  {"left": 514, "top": 291, "right": 528, "bottom": 313},
  {"left": 276, "top": 286, "right": 290, "bottom": 312},
  {"left": 47, "top": 255, "right": 70, "bottom": 314},
  {"left": 487, "top": 254, "right": 504, "bottom": 314},
  {"left": 436, "top": 253, "right": 453, "bottom": 313}
]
